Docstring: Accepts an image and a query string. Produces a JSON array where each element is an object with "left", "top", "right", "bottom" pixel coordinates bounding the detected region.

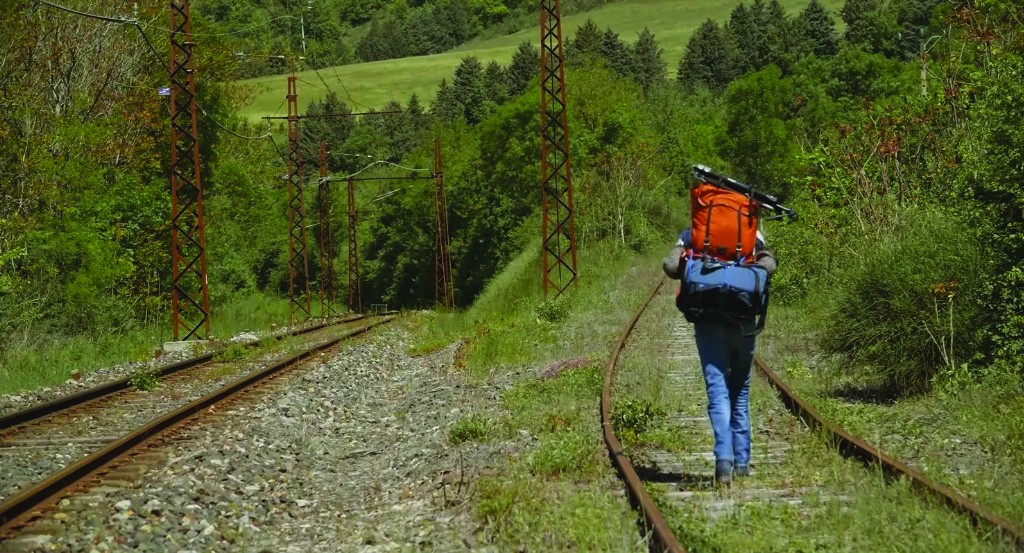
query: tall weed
[{"left": 821, "top": 208, "right": 989, "bottom": 393}]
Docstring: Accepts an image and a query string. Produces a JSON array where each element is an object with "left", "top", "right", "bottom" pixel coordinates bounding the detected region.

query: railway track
[
  {"left": 0, "top": 315, "right": 395, "bottom": 536},
  {"left": 602, "top": 278, "right": 1024, "bottom": 552}
]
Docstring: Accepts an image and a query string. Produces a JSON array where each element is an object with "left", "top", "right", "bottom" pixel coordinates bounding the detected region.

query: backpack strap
[
  {"left": 702, "top": 201, "right": 713, "bottom": 258},
  {"left": 735, "top": 207, "right": 742, "bottom": 261}
]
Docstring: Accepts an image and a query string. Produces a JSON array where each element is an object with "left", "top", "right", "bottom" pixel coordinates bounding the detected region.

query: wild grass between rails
[
  {"left": 236, "top": 0, "right": 844, "bottom": 117},
  {"left": 407, "top": 241, "right": 663, "bottom": 550},
  {"left": 0, "top": 293, "right": 292, "bottom": 396},
  {"left": 615, "top": 292, "right": 1018, "bottom": 551}
]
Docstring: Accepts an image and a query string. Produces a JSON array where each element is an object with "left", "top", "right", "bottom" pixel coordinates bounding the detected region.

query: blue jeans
[{"left": 694, "top": 320, "right": 756, "bottom": 468}]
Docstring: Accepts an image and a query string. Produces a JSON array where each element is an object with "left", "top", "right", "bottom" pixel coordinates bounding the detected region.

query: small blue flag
[{"left": 158, "top": 87, "right": 171, "bottom": 96}]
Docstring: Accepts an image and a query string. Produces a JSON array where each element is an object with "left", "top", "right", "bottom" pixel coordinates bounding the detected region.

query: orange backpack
[{"left": 690, "top": 183, "right": 760, "bottom": 262}]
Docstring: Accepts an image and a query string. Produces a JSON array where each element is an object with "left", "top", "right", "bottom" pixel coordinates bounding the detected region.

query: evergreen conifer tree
[
  {"left": 567, "top": 18, "right": 603, "bottom": 65},
  {"left": 677, "top": 19, "right": 736, "bottom": 91},
  {"left": 506, "top": 42, "right": 538, "bottom": 97},
  {"left": 799, "top": 0, "right": 840, "bottom": 57},
  {"left": 841, "top": 0, "right": 881, "bottom": 47},
  {"left": 431, "top": 79, "right": 462, "bottom": 123},
  {"left": 452, "top": 57, "right": 488, "bottom": 125},
  {"left": 484, "top": 60, "right": 509, "bottom": 106},
  {"left": 727, "top": 2, "right": 757, "bottom": 75},
  {"left": 764, "top": 0, "right": 793, "bottom": 70},
  {"left": 632, "top": 28, "right": 667, "bottom": 94},
  {"left": 601, "top": 28, "right": 634, "bottom": 78}
]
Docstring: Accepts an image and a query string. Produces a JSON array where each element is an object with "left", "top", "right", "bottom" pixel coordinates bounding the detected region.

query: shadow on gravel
[{"left": 634, "top": 465, "right": 715, "bottom": 487}]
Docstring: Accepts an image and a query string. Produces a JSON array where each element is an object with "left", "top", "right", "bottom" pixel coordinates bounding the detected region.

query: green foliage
[
  {"left": 962, "top": 56, "right": 1024, "bottom": 359},
  {"left": 129, "top": 369, "right": 159, "bottom": 392},
  {"left": 566, "top": 18, "right": 605, "bottom": 66},
  {"left": 535, "top": 298, "right": 570, "bottom": 323},
  {"left": 722, "top": 66, "right": 798, "bottom": 198},
  {"left": 506, "top": 42, "right": 538, "bottom": 97},
  {"left": 611, "top": 397, "right": 665, "bottom": 443},
  {"left": 600, "top": 28, "right": 634, "bottom": 79},
  {"left": 528, "top": 431, "right": 598, "bottom": 476},
  {"left": 821, "top": 208, "right": 990, "bottom": 392},
  {"left": 799, "top": 0, "right": 840, "bottom": 57},
  {"left": 677, "top": 19, "right": 736, "bottom": 91},
  {"left": 449, "top": 413, "right": 494, "bottom": 444},
  {"left": 453, "top": 57, "right": 490, "bottom": 125},
  {"left": 475, "top": 475, "right": 639, "bottom": 550},
  {"left": 631, "top": 28, "right": 667, "bottom": 94},
  {"left": 215, "top": 343, "right": 250, "bottom": 362}
]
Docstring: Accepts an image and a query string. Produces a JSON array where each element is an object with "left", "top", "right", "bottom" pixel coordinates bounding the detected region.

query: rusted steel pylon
[
  {"left": 169, "top": 0, "right": 211, "bottom": 340},
  {"left": 433, "top": 136, "right": 454, "bottom": 309},
  {"left": 286, "top": 75, "right": 312, "bottom": 324},
  {"left": 317, "top": 141, "right": 335, "bottom": 317},
  {"left": 346, "top": 177, "right": 362, "bottom": 313},
  {"left": 540, "top": 0, "right": 578, "bottom": 298}
]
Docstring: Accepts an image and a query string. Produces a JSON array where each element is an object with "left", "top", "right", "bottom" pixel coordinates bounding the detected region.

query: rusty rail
[
  {"left": 0, "top": 316, "right": 394, "bottom": 534},
  {"left": 601, "top": 276, "right": 684, "bottom": 553},
  {"left": 606, "top": 275, "right": 1022, "bottom": 551},
  {"left": 754, "top": 358, "right": 1024, "bottom": 549},
  {"left": 0, "top": 315, "right": 368, "bottom": 431}
]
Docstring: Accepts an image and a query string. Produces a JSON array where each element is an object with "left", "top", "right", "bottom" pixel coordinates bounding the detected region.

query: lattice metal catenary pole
[
  {"left": 286, "top": 75, "right": 312, "bottom": 324},
  {"left": 317, "top": 141, "right": 335, "bottom": 317},
  {"left": 539, "top": 0, "right": 578, "bottom": 299},
  {"left": 346, "top": 177, "right": 362, "bottom": 313},
  {"left": 169, "top": 0, "right": 211, "bottom": 340},
  {"left": 433, "top": 136, "right": 454, "bottom": 309}
]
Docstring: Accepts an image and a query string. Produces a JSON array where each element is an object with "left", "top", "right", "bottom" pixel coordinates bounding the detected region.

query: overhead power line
[{"left": 33, "top": 0, "right": 136, "bottom": 24}]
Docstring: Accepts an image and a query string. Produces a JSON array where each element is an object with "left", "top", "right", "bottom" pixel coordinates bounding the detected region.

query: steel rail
[
  {"left": 754, "top": 357, "right": 1024, "bottom": 549},
  {"left": 0, "top": 316, "right": 395, "bottom": 534},
  {"left": 0, "top": 315, "right": 368, "bottom": 432},
  {"left": 607, "top": 275, "right": 1022, "bottom": 551},
  {"left": 601, "top": 275, "right": 685, "bottom": 553}
]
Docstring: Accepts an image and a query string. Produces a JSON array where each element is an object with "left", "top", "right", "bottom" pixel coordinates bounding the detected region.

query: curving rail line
[
  {"left": 0, "top": 315, "right": 395, "bottom": 535},
  {"left": 602, "top": 276, "right": 1024, "bottom": 552}
]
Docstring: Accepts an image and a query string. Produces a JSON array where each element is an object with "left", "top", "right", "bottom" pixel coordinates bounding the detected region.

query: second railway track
[
  {"left": 603, "top": 278, "right": 1023, "bottom": 552},
  {"left": 0, "top": 315, "right": 395, "bottom": 536}
]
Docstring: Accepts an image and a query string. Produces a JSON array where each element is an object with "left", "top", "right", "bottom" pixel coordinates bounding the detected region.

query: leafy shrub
[
  {"left": 821, "top": 208, "right": 990, "bottom": 393},
  {"left": 450, "top": 413, "right": 493, "bottom": 444},
  {"left": 214, "top": 343, "right": 249, "bottom": 362},
  {"left": 535, "top": 297, "right": 570, "bottom": 323},
  {"left": 129, "top": 369, "right": 159, "bottom": 392},
  {"left": 611, "top": 397, "right": 665, "bottom": 443}
]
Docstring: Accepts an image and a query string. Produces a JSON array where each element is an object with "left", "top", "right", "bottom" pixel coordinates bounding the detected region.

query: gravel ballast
[{"left": 4, "top": 328, "right": 500, "bottom": 552}]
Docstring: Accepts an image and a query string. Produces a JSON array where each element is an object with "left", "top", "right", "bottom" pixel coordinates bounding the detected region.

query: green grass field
[{"left": 236, "top": 0, "right": 844, "bottom": 119}]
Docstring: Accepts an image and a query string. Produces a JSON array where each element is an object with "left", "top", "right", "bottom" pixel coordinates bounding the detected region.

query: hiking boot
[
  {"left": 734, "top": 465, "right": 751, "bottom": 478},
  {"left": 715, "top": 460, "right": 733, "bottom": 487}
]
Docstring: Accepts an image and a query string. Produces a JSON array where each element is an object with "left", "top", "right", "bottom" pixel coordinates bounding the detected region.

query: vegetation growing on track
[
  {"left": 406, "top": 246, "right": 663, "bottom": 550},
  {"left": 617, "top": 294, "right": 1018, "bottom": 552}
]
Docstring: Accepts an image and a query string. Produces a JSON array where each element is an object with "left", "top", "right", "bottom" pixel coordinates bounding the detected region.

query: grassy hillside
[{"left": 236, "top": 0, "right": 844, "bottom": 119}]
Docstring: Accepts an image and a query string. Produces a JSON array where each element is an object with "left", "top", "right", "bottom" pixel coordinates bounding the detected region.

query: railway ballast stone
[{"left": 20, "top": 328, "right": 505, "bottom": 552}]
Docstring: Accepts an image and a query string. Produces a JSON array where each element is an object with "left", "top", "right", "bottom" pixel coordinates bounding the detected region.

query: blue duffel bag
[{"left": 675, "top": 255, "right": 770, "bottom": 334}]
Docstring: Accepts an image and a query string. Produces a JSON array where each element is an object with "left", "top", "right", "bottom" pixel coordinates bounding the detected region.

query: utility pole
[
  {"left": 317, "top": 141, "right": 335, "bottom": 317},
  {"left": 286, "top": 75, "right": 312, "bottom": 324},
  {"left": 169, "top": 0, "right": 211, "bottom": 341},
  {"left": 433, "top": 136, "right": 454, "bottom": 309},
  {"left": 346, "top": 177, "right": 361, "bottom": 313},
  {"left": 539, "top": 0, "right": 578, "bottom": 299}
]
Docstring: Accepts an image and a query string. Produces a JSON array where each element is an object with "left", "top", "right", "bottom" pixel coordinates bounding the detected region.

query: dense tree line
[
  {"left": 194, "top": 0, "right": 619, "bottom": 77},
  {"left": 3, "top": 0, "right": 1023, "bottom": 395}
]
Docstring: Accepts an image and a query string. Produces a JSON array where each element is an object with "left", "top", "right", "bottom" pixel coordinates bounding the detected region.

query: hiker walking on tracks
[
  {"left": 664, "top": 229, "right": 776, "bottom": 486},
  {"left": 663, "top": 166, "right": 792, "bottom": 487}
]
